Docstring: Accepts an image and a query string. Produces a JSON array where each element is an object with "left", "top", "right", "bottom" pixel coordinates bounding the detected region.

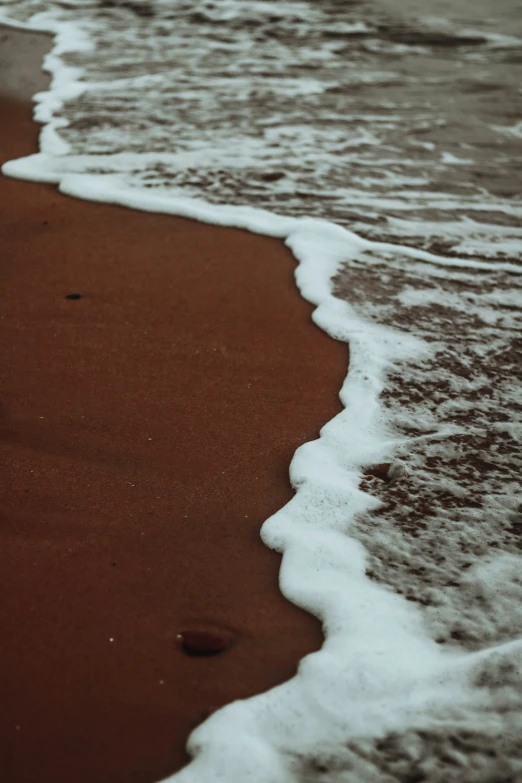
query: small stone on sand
[{"left": 177, "top": 626, "right": 236, "bottom": 656}]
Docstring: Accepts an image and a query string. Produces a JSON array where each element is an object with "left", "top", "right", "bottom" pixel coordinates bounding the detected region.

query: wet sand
[{"left": 0, "top": 59, "right": 346, "bottom": 783}]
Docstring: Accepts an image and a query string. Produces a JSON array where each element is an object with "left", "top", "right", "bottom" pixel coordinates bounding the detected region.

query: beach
[
  {"left": 0, "top": 51, "right": 346, "bottom": 782},
  {"left": 2, "top": 2, "right": 522, "bottom": 781}
]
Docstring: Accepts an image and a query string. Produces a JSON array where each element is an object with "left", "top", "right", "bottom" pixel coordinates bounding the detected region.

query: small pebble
[
  {"left": 65, "top": 293, "right": 82, "bottom": 300},
  {"left": 177, "top": 626, "right": 236, "bottom": 656}
]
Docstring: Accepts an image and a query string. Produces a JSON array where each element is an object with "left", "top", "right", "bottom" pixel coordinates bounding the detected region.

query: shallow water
[
  {"left": 1, "top": 0, "right": 522, "bottom": 781},
  {"left": 2, "top": 0, "right": 522, "bottom": 255}
]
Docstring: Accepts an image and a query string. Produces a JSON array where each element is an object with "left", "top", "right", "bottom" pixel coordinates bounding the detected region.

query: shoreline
[
  {"left": 0, "top": 33, "right": 346, "bottom": 782},
  {"left": 3, "top": 9, "right": 522, "bottom": 783}
]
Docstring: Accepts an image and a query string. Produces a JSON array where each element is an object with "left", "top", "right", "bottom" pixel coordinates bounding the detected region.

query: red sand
[{"left": 0, "top": 96, "right": 347, "bottom": 782}]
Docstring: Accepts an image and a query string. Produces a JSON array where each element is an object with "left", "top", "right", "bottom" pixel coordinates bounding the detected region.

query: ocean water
[{"left": 1, "top": 1, "right": 522, "bottom": 781}]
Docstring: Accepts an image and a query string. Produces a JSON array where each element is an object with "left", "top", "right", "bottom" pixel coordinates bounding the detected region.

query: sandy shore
[{"left": 0, "top": 56, "right": 347, "bottom": 783}]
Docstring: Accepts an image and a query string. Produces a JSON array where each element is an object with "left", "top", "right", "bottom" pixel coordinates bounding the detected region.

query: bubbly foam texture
[{"left": 1, "top": 0, "right": 522, "bottom": 780}]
